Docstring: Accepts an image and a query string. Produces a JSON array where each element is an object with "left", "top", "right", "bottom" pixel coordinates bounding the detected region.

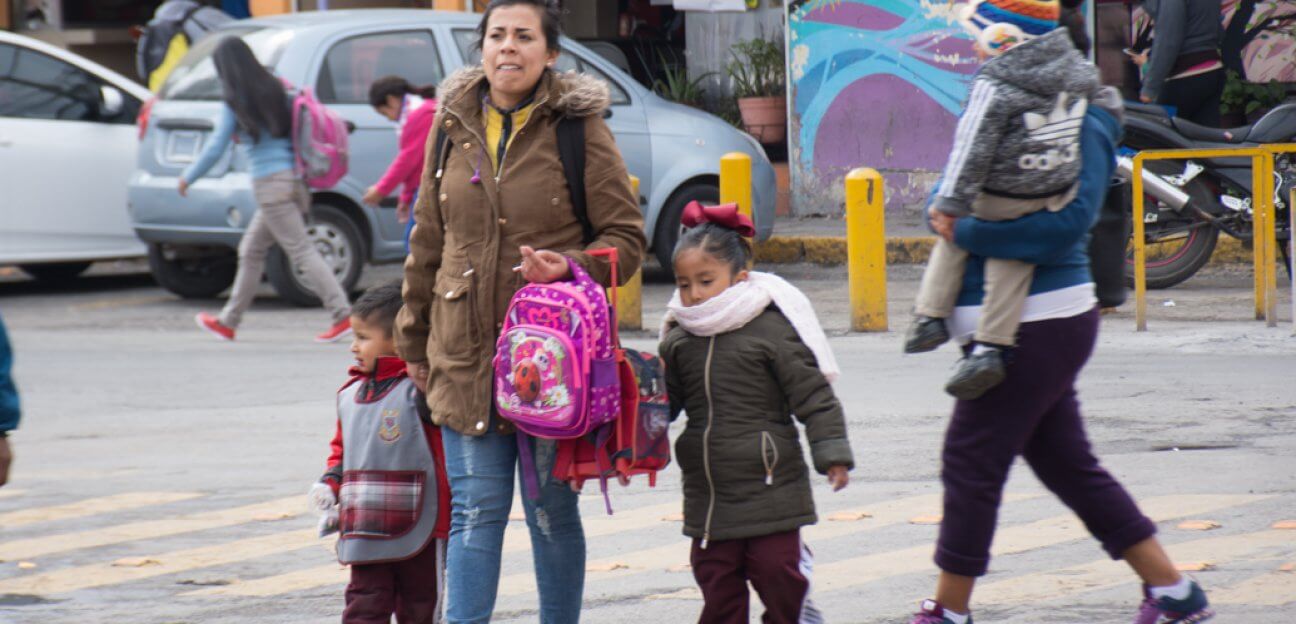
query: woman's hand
[
  {"left": 1130, "top": 50, "right": 1149, "bottom": 68},
  {"left": 177, "top": 179, "right": 190, "bottom": 197},
  {"left": 928, "top": 207, "right": 958, "bottom": 242},
  {"left": 516, "top": 246, "right": 571, "bottom": 283},
  {"left": 827, "top": 465, "right": 850, "bottom": 492},
  {"left": 407, "top": 361, "right": 431, "bottom": 394},
  {"left": 362, "top": 186, "right": 383, "bottom": 206}
]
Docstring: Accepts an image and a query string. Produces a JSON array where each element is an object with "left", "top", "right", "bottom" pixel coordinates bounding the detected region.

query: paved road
[{"left": 0, "top": 262, "right": 1292, "bottom": 623}]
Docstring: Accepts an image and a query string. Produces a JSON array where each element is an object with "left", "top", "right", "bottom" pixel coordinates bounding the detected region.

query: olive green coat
[{"left": 659, "top": 307, "right": 854, "bottom": 542}]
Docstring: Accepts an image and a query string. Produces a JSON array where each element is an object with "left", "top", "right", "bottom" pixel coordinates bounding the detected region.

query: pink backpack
[
  {"left": 287, "top": 83, "right": 349, "bottom": 189},
  {"left": 493, "top": 257, "right": 620, "bottom": 441}
]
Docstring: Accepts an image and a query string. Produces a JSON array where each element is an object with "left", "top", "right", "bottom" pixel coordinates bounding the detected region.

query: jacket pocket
[
  {"left": 429, "top": 269, "right": 478, "bottom": 359},
  {"left": 339, "top": 470, "right": 425, "bottom": 540},
  {"left": 760, "top": 431, "right": 779, "bottom": 486}
]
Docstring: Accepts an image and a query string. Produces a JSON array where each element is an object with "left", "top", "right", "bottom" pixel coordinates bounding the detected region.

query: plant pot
[{"left": 737, "top": 96, "right": 786, "bottom": 145}]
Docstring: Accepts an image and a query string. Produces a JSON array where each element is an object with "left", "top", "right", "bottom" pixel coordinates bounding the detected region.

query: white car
[{"left": 0, "top": 31, "right": 150, "bottom": 282}]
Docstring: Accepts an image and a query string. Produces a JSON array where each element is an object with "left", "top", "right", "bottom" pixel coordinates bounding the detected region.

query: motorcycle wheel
[{"left": 1122, "top": 161, "right": 1221, "bottom": 289}]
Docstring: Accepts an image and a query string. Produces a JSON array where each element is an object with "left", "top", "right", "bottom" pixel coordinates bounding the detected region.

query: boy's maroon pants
[
  {"left": 343, "top": 539, "right": 444, "bottom": 624},
  {"left": 690, "top": 529, "right": 821, "bottom": 624}
]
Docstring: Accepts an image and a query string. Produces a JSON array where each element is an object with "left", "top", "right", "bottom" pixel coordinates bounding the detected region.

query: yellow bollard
[
  {"left": 1252, "top": 154, "right": 1268, "bottom": 321},
  {"left": 1290, "top": 187, "right": 1295, "bottom": 335},
  {"left": 720, "top": 152, "right": 753, "bottom": 222},
  {"left": 616, "top": 175, "right": 643, "bottom": 331},
  {"left": 1133, "top": 155, "right": 1148, "bottom": 331},
  {"left": 1261, "top": 155, "right": 1278, "bottom": 327},
  {"left": 846, "top": 168, "right": 887, "bottom": 332}
]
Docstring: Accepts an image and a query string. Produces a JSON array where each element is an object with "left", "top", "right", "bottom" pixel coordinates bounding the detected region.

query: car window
[
  {"left": 159, "top": 27, "right": 294, "bottom": 100},
  {"left": 0, "top": 42, "right": 138, "bottom": 123},
  {"left": 451, "top": 28, "right": 630, "bottom": 106},
  {"left": 317, "top": 30, "right": 442, "bottom": 105}
]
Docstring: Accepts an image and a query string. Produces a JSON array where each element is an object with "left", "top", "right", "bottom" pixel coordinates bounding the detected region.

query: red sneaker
[
  {"left": 195, "top": 312, "right": 235, "bottom": 342},
  {"left": 315, "top": 317, "right": 353, "bottom": 343}
]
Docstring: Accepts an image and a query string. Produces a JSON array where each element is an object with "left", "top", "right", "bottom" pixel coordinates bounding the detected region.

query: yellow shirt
[{"left": 483, "top": 103, "right": 535, "bottom": 174}]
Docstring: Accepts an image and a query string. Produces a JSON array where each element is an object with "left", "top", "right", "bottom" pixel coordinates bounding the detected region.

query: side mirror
[{"left": 99, "top": 85, "right": 125, "bottom": 118}]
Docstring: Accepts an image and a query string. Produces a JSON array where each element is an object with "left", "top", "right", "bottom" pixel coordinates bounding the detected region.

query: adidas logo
[{"left": 1023, "top": 93, "right": 1088, "bottom": 145}]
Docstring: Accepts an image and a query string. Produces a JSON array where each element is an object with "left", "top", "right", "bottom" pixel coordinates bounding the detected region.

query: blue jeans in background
[
  {"left": 441, "top": 421, "right": 586, "bottom": 623},
  {"left": 403, "top": 189, "right": 418, "bottom": 254}
]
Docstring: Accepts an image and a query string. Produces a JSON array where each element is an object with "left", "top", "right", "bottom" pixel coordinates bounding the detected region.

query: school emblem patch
[{"left": 378, "top": 409, "right": 402, "bottom": 443}]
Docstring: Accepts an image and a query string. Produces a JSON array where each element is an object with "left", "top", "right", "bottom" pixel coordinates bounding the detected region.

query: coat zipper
[
  {"left": 701, "top": 336, "right": 717, "bottom": 549},
  {"left": 760, "top": 431, "right": 779, "bottom": 486}
]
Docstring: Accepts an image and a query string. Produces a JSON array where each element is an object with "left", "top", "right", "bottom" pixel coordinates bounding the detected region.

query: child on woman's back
[{"left": 658, "top": 202, "right": 854, "bottom": 624}]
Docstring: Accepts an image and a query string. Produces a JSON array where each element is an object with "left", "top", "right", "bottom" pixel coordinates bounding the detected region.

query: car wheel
[
  {"left": 19, "top": 262, "right": 92, "bottom": 283},
  {"left": 266, "top": 203, "right": 365, "bottom": 308},
  {"left": 653, "top": 182, "right": 719, "bottom": 271},
  {"left": 147, "top": 244, "right": 237, "bottom": 299}
]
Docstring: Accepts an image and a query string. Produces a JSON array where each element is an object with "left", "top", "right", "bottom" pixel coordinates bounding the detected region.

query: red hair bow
[{"left": 681, "top": 201, "right": 756, "bottom": 238}]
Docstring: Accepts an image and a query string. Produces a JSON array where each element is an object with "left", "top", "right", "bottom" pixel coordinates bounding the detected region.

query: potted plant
[
  {"left": 653, "top": 55, "right": 713, "bottom": 109},
  {"left": 726, "top": 37, "right": 786, "bottom": 144},
  {"left": 1219, "top": 69, "right": 1288, "bottom": 126}
]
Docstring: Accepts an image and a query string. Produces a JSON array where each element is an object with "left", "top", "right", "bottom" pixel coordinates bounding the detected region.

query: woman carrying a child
[{"left": 394, "top": 0, "right": 644, "bottom": 621}]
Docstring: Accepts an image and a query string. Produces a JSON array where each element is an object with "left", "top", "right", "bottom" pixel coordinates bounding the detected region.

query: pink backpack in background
[{"left": 287, "top": 82, "right": 349, "bottom": 189}]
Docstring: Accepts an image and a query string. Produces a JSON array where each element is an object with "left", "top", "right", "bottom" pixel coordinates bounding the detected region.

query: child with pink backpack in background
[
  {"left": 657, "top": 202, "right": 854, "bottom": 624},
  {"left": 361, "top": 76, "right": 438, "bottom": 252}
]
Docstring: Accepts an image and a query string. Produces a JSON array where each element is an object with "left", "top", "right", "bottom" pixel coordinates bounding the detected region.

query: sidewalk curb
[{"left": 756, "top": 235, "right": 1257, "bottom": 266}]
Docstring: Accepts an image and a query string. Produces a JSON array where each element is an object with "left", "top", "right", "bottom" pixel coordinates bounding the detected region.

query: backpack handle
[{"left": 585, "top": 247, "right": 619, "bottom": 346}]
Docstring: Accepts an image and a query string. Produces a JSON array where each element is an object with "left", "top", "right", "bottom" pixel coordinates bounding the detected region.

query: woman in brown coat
[{"left": 394, "top": 0, "right": 644, "bottom": 621}]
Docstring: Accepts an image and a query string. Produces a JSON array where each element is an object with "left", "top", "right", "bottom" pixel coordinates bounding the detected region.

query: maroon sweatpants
[
  {"left": 690, "top": 529, "right": 822, "bottom": 624},
  {"left": 344, "top": 539, "right": 444, "bottom": 624}
]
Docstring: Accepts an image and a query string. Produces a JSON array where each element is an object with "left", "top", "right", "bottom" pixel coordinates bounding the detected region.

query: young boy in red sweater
[{"left": 309, "top": 281, "right": 450, "bottom": 623}]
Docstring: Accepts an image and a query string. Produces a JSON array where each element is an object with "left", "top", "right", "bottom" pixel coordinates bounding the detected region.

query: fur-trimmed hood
[{"left": 436, "top": 66, "right": 611, "bottom": 120}]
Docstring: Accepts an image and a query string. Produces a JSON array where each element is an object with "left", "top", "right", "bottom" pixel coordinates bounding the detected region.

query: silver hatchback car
[{"left": 128, "top": 9, "right": 775, "bottom": 304}]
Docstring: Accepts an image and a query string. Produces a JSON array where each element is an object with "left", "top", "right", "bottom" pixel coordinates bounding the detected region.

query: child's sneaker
[
  {"left": 1134, "top": 582, "right": 1214, "bottom": 624},
  {"left": 910, "top": 600, "right": 972, "bottom": 624},
  {"left": 195, "top": 312, "right": 235, "bottom": 342},
  {"left": 905, "top": 316, "right": 950, "bottom": 353},
  {"left": 315, "top": 317, "right": 352, "bottom": 343},
  {"left": 944, "top": 348, "right": 1005, "bottom": 400}
]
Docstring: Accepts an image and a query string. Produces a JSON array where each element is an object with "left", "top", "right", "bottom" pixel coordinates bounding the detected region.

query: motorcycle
[{"left": 1118, "top": 100, "right": 1295, "bottom": 288}]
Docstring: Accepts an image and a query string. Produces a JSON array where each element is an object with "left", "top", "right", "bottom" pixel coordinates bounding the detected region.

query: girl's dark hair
[
  {"left": 475, "top": 0, "right": 563, "bottom": 54},
  {"left": 368, "top": 75, "right": 437, "bottom": 109},
  {"left": 673, "top": 223, "right": 754, "bottom": 276},
  {"left": 211, "top": 37, "right": 290, "bottom": 142}
]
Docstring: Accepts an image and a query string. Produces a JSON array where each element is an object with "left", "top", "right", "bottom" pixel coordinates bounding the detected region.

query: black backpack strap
[
  {"left": 431, "top": 125, "right": 451, "bottom": 193},
  {"left": 555, "top": 115, "right": 593, "bottom": 246}
]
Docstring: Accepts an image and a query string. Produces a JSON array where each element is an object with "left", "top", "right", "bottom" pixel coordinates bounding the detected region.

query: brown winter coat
[
  {"left": 659, "top": 307, "right": 854, "bottom": 543},
  {"left": 395, "top": 67, "right": 646, "bottom": 436}
]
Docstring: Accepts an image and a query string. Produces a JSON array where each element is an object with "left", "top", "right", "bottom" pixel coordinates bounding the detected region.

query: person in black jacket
[{"left": 1136, "top": 0, "right": 1225, "bottom": 126}]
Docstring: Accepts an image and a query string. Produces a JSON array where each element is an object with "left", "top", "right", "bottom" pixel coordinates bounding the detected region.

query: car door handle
[
  {"left": 601, "top": 109, "right": 613, "bottom": 119},
  {"left": 345, "top": 121, "right": 357, "bottom": 134}
]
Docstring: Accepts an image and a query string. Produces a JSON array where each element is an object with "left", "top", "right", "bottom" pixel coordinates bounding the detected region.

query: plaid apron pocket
[{"left": 339, "top": 470, "right": 426, "bottom": 540}]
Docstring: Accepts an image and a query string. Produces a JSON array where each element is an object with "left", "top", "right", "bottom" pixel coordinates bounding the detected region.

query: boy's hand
[
  {"left": 827, "top": 465, "right": 850, "bottom": 492},
  {"left": 408, "top": 361, "right": 430, "bottom": 394},
  {"left": 308, "top": 482, "right": 337, "bottom": 511}
]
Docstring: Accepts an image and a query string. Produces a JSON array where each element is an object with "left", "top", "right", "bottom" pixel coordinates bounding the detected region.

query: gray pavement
[{"left": 0, "top": 261, "right": 1293, "bottom": 623}]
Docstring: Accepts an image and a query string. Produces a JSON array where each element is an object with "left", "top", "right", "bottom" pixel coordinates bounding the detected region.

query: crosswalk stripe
[
  {"left": 187, "top": 499, "right": 685, "bottom": 598},
  {"left": 816, "top": 494, "right": 1271, "bottom": 592},
  {"left": 495, "top": 493, "right": 1042, "bottom": 598},
  {"left": 0, "top": 488, "right": 27, "bottom": 499},
  {"left": 0, "top": 529, "right": 318, "bottom": 595},
  {"left": 0, "top": 492, "right": 202, "bottom": 529},
  {"left": 974, "top": 528, "right": 1294, "bottom": 605},
  {"left": 1210, "top": 564, "right": 1296, "bottom": 606},
  {"left": 0, "top": 496, "right": 301, "bottom": 562}
]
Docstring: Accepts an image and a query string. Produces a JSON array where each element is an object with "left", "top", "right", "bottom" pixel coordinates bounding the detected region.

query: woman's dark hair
[
  {"left": 672, "top": 223, "right": 754, "bottom": 276},
  {"left": 211, "top": 36, "right": 290, "bottom": 142},
  {"left": 475, "top": 0, "right": 563, "bottom": 54},
  {"left": 1059, "top": 6, "right": 1091, "bottom": 56},
  {"left": 368, "top": 75, "right": 437, "bottom": 109}
]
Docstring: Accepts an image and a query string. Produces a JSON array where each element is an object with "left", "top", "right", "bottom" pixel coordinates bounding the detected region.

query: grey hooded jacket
[
  {"left": 1140, "top": 0, "right": 1222, "bottom": 100},
  {"left": 932, "top": 29, "right": 1102, "bottom": 217}
]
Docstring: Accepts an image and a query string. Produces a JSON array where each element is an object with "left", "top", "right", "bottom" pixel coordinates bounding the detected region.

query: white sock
[
  {"left": 944, "top": 609, "right": 970, "bottom": 624},
  {"left": 1149, "top": 576, "right": 1193, "bottom": 601},
  {"left": 971, "top": 343, "right": 1001, "bottom": 356}
]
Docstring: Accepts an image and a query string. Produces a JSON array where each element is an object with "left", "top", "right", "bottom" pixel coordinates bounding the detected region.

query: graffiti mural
[{"left": 788, "top": 0, "right": 979, "bottom": 214}]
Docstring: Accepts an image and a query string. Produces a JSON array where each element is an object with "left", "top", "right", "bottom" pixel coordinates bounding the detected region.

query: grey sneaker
[
  {"left": 945, "top": 349, "right": 1006, "bottom": 400},
  {"left": 905, "top": 316, "right": 950, "bottom": 353}
]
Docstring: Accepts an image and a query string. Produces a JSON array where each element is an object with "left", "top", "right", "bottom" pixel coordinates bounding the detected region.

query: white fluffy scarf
[{"left": 661, "top": 271, "right": 840, "bottom": 383}]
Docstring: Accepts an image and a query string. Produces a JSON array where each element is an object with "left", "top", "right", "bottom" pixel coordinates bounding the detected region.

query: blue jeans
[
  {"left": 442, "top": 422, "right": 586, "bottom": 623},
  {"left": 403, "top": 189, "right": 418, "bottom": 254}
]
